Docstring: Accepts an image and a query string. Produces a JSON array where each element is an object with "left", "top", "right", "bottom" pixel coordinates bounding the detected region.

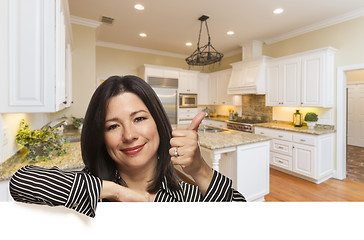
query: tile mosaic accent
[{"left": 241, "top": 94, "right": 272, "bottom": 121}]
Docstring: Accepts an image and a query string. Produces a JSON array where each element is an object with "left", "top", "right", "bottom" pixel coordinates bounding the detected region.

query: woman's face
[{"left": 104, "top": 92, "right": 160, "bottom": 173}]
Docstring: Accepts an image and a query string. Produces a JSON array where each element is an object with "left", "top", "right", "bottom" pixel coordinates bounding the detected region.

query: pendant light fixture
[{"left": 185, "top": 15, "right": 223, "bottom": 67}]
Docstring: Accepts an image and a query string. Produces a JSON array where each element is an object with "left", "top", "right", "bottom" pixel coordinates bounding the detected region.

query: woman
[{"left": 9, "top": 75, "right": 245, "bottom": 218}]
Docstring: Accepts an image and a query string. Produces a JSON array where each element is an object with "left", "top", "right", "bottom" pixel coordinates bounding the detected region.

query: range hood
[{"left": 228, "top": 40, "right": 270, "bottom": 95}]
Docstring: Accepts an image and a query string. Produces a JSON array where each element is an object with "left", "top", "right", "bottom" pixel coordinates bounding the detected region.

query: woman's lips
[{"left": 121, "top": 144, "right": 145, "bottom": 155}]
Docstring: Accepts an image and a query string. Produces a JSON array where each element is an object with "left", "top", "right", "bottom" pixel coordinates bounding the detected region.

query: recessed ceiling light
[
  {"left": 185, "top": 42, "right": 192, "bottom": 46},
  {"left": 227, "top": 31, "right": 234, "bottom": 35},
  {"left": 134, "top": 4, "right": 144, "bottom": 10},
  {"left": 139, "top": 33, "right": 147, "bottom": 37},
  {"left": 273, "top": 8, "right": 284, "bottom": 14}
]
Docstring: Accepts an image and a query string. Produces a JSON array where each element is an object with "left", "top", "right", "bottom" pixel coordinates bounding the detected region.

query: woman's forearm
[{"left": 189, "top": 160, "right": 214, "bottom": 196}]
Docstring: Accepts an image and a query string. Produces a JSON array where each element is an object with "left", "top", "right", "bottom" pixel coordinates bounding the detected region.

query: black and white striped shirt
[{"left": 9, "top": 165, "right": 246, "bottom": 218}]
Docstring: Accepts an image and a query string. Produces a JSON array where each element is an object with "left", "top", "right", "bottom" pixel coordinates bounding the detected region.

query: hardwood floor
[{"left": 265, "top": 168, "right": 364, "bottom": 201}]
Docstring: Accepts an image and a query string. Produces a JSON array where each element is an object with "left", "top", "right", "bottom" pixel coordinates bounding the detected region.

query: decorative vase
[{"left": 306, "top": 121, "right": 316, "bottom": 129}]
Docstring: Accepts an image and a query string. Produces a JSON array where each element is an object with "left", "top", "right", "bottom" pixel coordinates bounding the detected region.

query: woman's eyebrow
[{"left": 105, "top": 110, "right": 149, "bottom": 123}]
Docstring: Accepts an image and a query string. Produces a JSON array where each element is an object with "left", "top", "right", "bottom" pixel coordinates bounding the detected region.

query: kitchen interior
[{"left": 1, "top": 0, "right": 364, "bottom": 206}]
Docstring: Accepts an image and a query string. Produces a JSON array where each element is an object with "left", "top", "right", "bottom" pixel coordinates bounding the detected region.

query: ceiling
[{"left": 68, "top": 0, "right": 364, "bottom": 58}]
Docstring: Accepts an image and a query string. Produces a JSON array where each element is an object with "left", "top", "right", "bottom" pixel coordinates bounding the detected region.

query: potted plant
[
  {"left": 304, "top": 112, "right": 318, "bottom": 129},
  {"left": 72, "top": 116, "right": 84, "bottom": 133},
  {"left": 16, "top": 119, "right": 68, "bottom": 162}
]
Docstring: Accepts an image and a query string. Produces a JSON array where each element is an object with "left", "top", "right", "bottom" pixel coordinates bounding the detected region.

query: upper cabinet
[
  {"left": 209, "top": 69, "right": 241, "bottom": 106},
  {"left": 0, "top": 0, "right": 72, "bottom": 113},
  {"left": 266, "top": 47, "right": 336, "bottom": 108},
  {"left": 179, "top": 70, "right": 198, "bottom": 94}
]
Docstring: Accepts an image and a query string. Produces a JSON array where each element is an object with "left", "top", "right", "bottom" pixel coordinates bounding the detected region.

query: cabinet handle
[
  {"left": 278, "top": 160, "right": 283, "bottom": 163},
  {"left": 278, "top": 135, "right": 283, "bottom": 138},
  {"left": 278, "top": 146, "right": 284, "bottom": 149},
  {"left": 260, "top": 132, "right": 264, "bottom": 134},
  {"left": 63, "top": 101, "right": 67, "bottom": 104},
  {"left": 300, "top": 139, "right": 306, "bottom": 142}
]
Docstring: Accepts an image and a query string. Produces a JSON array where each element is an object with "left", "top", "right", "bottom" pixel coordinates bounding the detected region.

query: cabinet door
[
  {"left": 282, "top": 58, "right": 301, "bottom": 106},
  {"left": 266, "top": 62, "right": 281, "bottom": 106},
  {"left": 198, "top": 73, "right": 209, "bottom": 105},
  {"left": 301, "top": 53, "right": 324, "bottom": 106},
  {"left": 208, "top": 73, "right": 218, "bottom": 105},
  {"left": 293, "top": 143, "right": 315, "bottom": 178},
  {"left": 0, "top": 0, "right": 70, "bottom": 113},
  {"left": 179, "top": 71, "right": 198, "bottom": 93}
]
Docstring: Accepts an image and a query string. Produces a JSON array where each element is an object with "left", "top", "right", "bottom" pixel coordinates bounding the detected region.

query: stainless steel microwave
[{"left": 179, "top": 93, "right": 197, "bottom": 108}]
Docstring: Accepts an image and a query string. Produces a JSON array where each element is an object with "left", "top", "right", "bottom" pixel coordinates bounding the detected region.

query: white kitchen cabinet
[
  {"left": 0, "top": 0, "right": 72, "bottom": 113},
  {"left": 266, "top": 47, "right": 336, "bottom": 107},
  {"left": 197, "top": 73, "right": 209, "bottom": 105},
  {"left": 266, "top": 57, "right": 301, "bottom": 106},
  {"left": 144, "top": 65, "right": 180, "bottom": 79},
  {"left": 201, "top": 140, "right": 270, "bottom": 202},
  {"left": 178, "top": 71, "right": 198, "bottom": 93},
  {"left": 178, "top": 108, "right": 198, "bottom": 124},
  {"left": 255, "top": 127, "right": 334, "bottom": 183},
  {"left": 236, "top": 141, "right": 270, "bottom": 201},
  {"left": 144, "top": 64, "right": 180, "bottom": 80},
  {"left": 208, "top": 69, "right": 241, "bottom": 106}
]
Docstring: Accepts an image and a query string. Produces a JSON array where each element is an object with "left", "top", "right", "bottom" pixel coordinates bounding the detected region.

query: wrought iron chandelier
[{"left": 185, "top": 15, "right": 223, "bottom": 66}]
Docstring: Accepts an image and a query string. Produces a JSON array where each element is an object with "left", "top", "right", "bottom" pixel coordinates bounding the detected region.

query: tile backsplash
[{"left": 241, "top": 94, "right": 272, "bottom": 121}]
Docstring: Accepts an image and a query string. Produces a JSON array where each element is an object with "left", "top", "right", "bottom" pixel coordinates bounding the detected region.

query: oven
[
  {"left": 227, "top": 121, "right": 254, "bottom": 133},
  {"left": 227, "top": 119, "right": 267, "bottom": 133},
  {"left": 179, "top": 93, "right": 197, "bottom": 108}
]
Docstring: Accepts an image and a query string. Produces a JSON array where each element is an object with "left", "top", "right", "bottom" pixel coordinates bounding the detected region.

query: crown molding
[
  {"left": 264, "top": 8, "right": 364, "bottom": 45},
  {"left": 71, "top": 16, "right": 102, "bottom": 28},
  {"left": 96, "top": 41, "right": 187, "bottom": 58}
]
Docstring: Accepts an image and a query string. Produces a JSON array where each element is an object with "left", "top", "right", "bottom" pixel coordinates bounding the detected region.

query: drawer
[
  {"left": 273, "top": 131, "right": 293, "bottom": 142},
  {"left": 179, "top": 108, "right": 198, "bottom": 115},
  {"left": 272, "top": 139, "right": 293, "bottom": 156},
  {"left": 179, "top": 113, "right": 195, "bottom": 120},
  {"left": 254, "top": 127, "right": 276, "bottom": 138},
  {"left": 271, "top": 152, "right": 292, "bottom": 170},
  {"left": 293, "top": 133, "right": 316, "bottom": 146}
]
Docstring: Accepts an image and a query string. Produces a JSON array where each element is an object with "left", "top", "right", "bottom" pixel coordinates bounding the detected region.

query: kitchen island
[{"left": 197, "top": 128, "right": 271, "bottom": 201}]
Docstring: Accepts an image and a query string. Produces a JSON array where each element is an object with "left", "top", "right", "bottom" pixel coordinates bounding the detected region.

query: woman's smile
[{"left": 121, "top": 144, "right": 146, "bottom": 155}]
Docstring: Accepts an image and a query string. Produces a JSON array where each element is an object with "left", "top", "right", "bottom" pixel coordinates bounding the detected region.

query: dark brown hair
[{"left": 81, "top": 75, "right": 180, "bottom": 193}]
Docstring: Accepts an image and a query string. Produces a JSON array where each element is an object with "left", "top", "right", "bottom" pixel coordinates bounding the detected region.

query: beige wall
[
  {"left": 347, "top": 70, "right": 364, "bottom": 83},
  {"left": 96, "top": 46, "right": 242, "bottom": 80},
  {"left": 51, "top": 24, "right": 97, "bottom": 120}
]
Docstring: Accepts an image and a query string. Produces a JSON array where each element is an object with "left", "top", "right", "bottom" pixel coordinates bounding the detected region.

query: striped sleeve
[
  {"left": 9, "top": 165, "right": 102, "bottom": 217},
  {"left": 202, "top": 170, "right": 246, "bottom": 202}
]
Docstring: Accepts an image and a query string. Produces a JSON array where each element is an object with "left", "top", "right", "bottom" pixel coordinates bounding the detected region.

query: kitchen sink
[{"left": 198, "top": 126, "right": 226, "bottom": 133}]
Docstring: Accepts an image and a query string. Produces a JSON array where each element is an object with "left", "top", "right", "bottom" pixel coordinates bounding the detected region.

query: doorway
[
  {"left": 346, "top": 70, "right": 364, "bottom": 183},
  {"left": 337, "top": 64, "right": 364, "bottom": 181}
]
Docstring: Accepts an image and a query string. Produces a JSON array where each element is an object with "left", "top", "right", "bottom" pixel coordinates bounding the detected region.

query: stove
[{"left": 226, "top": 119, "right": 267, "bottom": 133}]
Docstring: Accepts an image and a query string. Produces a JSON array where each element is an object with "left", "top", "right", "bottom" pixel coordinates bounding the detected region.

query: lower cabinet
[{"left": 255, "top": 127, "right": 334, "bottom": 184}]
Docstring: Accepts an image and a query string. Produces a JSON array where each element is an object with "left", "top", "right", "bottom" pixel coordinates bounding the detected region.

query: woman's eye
[
  {"left": 107, "top": 124, "right": 119, "bottom": 131},
  {"left": 135, "top": 117, "right": 146, "bottom": 123}
]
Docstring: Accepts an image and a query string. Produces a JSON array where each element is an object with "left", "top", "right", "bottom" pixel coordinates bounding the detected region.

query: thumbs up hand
[{"left": 169, "top": 112, "right": 213, "bottom": 194}]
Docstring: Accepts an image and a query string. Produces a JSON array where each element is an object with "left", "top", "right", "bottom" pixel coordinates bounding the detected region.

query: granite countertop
[
  {"left": 0, "top": 142, "right": 84, "bottom": 181},
  {"left": 255, "top": 121, "right": 336, "bottom": 135},
  {"left": 0, "top": 125, "right": 271, "bottom": 181},
  {"left": 198, "top": 129, "right": 271, "bottom": 150}
]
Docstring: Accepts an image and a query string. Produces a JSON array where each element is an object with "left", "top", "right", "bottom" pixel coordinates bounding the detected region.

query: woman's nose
[{"left": 122, "top": 123, "right": 137, "bottom": 142}]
